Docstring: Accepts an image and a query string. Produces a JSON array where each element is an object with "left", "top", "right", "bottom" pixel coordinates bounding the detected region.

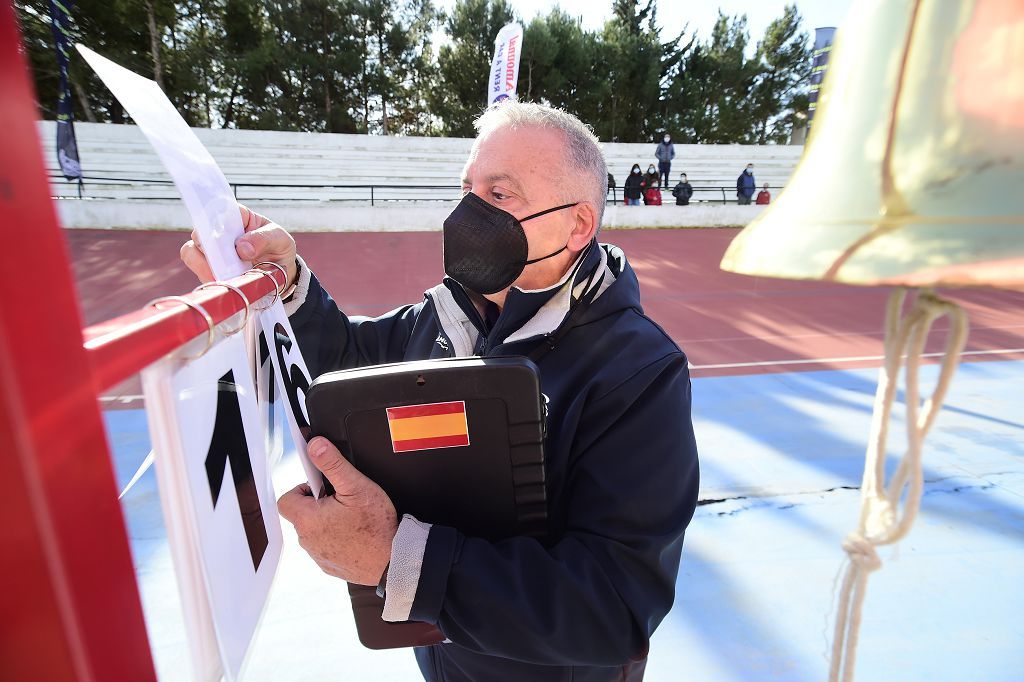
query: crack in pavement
[{"left": 697, "top": 474, "right": 1010, "bottom": 515}]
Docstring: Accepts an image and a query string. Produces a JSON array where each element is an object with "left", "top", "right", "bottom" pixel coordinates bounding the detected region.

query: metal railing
[
  {"left": 49, "top": 173, "right": 779, "bottom": 206},
  {"left": 607, "top": 185, "right": 778, "bottom": 204}
]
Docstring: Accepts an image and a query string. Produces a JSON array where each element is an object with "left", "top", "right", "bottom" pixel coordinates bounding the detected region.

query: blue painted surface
[{"left": 108, "top": 360, "right": 1024, "bottom": 680}]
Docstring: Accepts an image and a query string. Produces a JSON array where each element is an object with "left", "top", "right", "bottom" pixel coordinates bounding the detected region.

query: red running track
[{"left": 67, "top": 227, "right": 1024, "bottom": 399}]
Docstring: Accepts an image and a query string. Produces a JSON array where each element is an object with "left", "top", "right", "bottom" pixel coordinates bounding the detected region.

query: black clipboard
[{"left": 305, "top": 356, "right": 548, "bottom": 649}]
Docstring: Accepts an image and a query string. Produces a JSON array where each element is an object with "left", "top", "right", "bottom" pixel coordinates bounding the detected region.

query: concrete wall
[
  {"left": 40, "top": 121, "right": 788, "bottom": 231},
  {"left": 55, "top": 199, "right": 767, "bottom": 232}
]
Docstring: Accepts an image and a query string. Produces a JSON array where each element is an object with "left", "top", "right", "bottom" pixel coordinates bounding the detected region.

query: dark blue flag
[{"left": 48, "top": 0, "right": 81, "bottom": 180}]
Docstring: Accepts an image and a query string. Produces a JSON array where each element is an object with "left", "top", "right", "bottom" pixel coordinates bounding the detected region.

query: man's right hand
[{"left": 180, "top": 204, "right": 298, "bottom": 286}]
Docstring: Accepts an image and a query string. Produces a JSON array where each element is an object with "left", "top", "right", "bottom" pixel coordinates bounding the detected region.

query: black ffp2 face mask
[{"left": 443, "top": 191, "right": 578, "bottom": 295}]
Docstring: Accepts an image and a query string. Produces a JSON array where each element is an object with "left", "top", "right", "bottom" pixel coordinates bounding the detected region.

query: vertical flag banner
[
  {"left": 487, "top": 22, "right": 523, "bottom": 106},
  {"left": 76, "top": 45, "right": 323, "bottom": 499},
  {"left": 808, "top": 27, "right": 837, "bottom": 124},
  {"left": 47, "top": 0, "right": 81, "bottom": 180}
]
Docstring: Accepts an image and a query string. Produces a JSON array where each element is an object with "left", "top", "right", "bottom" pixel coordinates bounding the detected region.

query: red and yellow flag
[{"left": 386, "top": 401, "right": 470, "bottom": 453}]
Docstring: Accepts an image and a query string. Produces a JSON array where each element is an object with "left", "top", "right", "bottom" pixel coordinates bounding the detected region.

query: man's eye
[{"left": 492, "top": 191, "right": 509, "bottom": 201}]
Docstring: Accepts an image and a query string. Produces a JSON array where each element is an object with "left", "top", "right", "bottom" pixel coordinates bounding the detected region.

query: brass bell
[{"left": 720, "top": 0, "right": 1024, "bottom": 289}]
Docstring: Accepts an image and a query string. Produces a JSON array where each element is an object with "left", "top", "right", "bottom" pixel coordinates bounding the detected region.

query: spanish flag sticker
[{"left": 386, "top": 401, "right": 470, "bottom": 453}]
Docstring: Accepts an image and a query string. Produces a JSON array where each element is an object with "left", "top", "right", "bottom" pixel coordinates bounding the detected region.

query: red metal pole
[
  {"left": 0, "top": 5, "right": 156, "bottom": 678},
  {"left": 83, "top": 268, "right": 284, "bottom": 392}
]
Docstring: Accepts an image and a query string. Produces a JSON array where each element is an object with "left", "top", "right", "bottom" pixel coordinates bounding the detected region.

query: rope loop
[
  {"left": 841, "top": 533, "right": 882, "bottom": 573},
  {"left": 829, "top": 288, "right": 969, "bottom": 682}
]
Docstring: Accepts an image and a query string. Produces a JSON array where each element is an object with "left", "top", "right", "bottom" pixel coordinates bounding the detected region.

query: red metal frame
[
  {"left": 1, "top": 5, "right": 284, "bottom": 677},
  {"left": 84, "top": 270, "right": 283, "bottom": 392},
  {"left": 1, "top": 3, "right": 155, "bottom": 677}
]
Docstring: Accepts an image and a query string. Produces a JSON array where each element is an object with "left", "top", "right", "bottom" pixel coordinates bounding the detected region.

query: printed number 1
[{"left": 204, "top": 370, "right": 269, "bottom": 571}]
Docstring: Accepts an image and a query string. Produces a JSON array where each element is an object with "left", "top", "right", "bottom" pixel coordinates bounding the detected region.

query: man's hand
[
  {"left": 180, "top": 204, "right": 298, "bottom": 286},
  {"left": 277, "top": 437, "right": 399, "bottom": 586}
]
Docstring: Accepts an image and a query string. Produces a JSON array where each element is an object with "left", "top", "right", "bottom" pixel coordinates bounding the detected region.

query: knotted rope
[{"left": 828, "top": 288, "right": 968, "bottom": 682}]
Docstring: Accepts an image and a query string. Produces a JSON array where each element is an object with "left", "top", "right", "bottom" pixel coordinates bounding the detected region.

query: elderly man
[{"left": 181, "top": 101, "right": 698, "bottom": 682}]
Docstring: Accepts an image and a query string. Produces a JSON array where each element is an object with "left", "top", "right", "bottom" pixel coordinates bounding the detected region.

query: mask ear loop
[
  {"left": 146, "top": 295, "right": 215, "bottom": 360},
  {"left": 520, "top": 201, "right": 580, "bottom": 223},
  {"left": 192, "top": 281, "right": 251, "bottom": 336}
]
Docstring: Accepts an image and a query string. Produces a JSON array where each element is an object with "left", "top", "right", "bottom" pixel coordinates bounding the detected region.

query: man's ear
[{"left": 568, "top": 202, "right": 598, "bottom": 251}]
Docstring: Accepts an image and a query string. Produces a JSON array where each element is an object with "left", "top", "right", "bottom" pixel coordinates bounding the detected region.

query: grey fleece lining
[
  {"left": 426, "top": 283, "right": 480, "bottom": 357},
  {"left": 382, "top": 515, "right": 432, "bottom": 622},
  {"left": 282, "top": 255, "right": 312, "bottom": 317}
]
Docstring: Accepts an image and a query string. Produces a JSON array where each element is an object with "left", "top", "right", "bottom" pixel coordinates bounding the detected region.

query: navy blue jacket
[
  {"left": 737, "top": 170, "right": 756, "bottom": 198},
  {"left": 290, "top": 243, "right": 699, "bottom": 681}
]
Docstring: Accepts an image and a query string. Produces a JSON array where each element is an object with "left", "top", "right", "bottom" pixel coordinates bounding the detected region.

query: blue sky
[{"left": 436, "top": 1, "right": 854, "bottom": 47}]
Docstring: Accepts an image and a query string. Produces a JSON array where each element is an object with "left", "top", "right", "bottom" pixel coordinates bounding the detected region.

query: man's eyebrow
[{"left": 461, "top": 172, "right": 526, "bottom": 195}]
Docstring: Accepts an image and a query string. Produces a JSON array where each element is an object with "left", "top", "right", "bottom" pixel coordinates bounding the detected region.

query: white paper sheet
[
  {"left": 78, "top": 44, "right": 322, "bottom": 497},
  {"left": 142, "top": 332, "right": 283, "bottom": 681}
]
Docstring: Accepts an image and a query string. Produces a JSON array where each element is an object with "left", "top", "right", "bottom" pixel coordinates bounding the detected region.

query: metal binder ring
[
  {"left": 146, "top": 295, "right": 215, "bottom": 359},
  {"left": 252, "top": 261, "right": 289, "bottom": 297},
  {"left": 246, "top": 267, "right": 282, "bottom": 309},
  {"left": 193, "top": 281, "right": 251, "bottom": 336}
]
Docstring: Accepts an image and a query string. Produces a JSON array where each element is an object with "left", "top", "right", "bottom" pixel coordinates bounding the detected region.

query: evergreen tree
[
  {"left": 15, "top": 0, "right": 815, "bottom": 144},
  {"left": 666, "top": 12, "right": 761, "bottom": 143},
  {"left": 352, "top": 0, "right": 440, "bottom": 135},
  {"left": 599, "top": 0, "right": 662, "bottom": 142},
  {"left": 519, "top": 8, "right": 610, "bottom": 132},
  {"left": 750, "top": 4, "right": 811, "bottom": 143},
  {"left": 431, "top": 0, "right": 514, "bottom": 137}
]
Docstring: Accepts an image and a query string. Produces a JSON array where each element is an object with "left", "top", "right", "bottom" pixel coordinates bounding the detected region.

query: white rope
[{"left": 828, "top": 288, "right": 969, "bottom": 682}]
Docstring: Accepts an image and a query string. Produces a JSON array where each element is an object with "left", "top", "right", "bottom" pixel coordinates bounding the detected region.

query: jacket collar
[{"left": 427, "top": 241, "right": 614, "bottom": 355}]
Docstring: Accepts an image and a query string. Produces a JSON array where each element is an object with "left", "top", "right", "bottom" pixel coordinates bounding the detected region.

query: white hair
[{"left": 473, "top": 101, "right": 608, "bottom": 226}]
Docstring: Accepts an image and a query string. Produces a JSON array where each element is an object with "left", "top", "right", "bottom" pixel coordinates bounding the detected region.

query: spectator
[
  {"left": 643, "top": 164, "right": 662, "bottom": 205},
  {"left": 672, "top": 172, "right": 694, "bottom": 206},
  {"left": 736, "top": 163, "right": 756, "bottom": 205},
  {"left": 607, "top": 171, "right": 617, "bottom": 203},
  {"left": 655, "top": 133, "right": 675, "bottom": 188},
  {"left": 756, "top": 183, "right": 771, "bottom": 205},
  {"left": 623, "top": 163, "right": 643, "bottom": 206}
]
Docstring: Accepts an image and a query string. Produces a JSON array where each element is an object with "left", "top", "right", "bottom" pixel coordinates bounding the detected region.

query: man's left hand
[{"left": 278, "top": 437, "right": 398, "bottom": 585}]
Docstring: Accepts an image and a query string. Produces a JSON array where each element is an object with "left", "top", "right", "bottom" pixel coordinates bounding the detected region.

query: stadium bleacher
[{"left": 37, "top": 121, "right": 803, "bottom": 230}]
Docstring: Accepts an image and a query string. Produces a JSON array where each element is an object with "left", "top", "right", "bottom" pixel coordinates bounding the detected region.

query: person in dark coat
[
  {"left": 642, "top": 164, "right": 661, "bottom": 205},
  {"left": 672, "top": 172, "right": 694, "bottom": 206},
  {"left": 736, "top": 163, "right": 756, "bottom": 205},
  {"left": 623, "top": 163, "right": 643, "bottom": 206},
  {"left": 181, "top": 102, "right": 699, "bottom": 682},
  {"left": 655, "top": 133, "right": 675, "bottom": 188}
]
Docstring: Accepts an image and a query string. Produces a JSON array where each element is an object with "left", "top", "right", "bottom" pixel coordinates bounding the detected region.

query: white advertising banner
[
  {"left": 77, "top": 44, "right": 322, "bottom": 498},
  {"left": 142, "top": 331, "right": 283, "bottom": 682},
  {"left": 487, "top": 22, "right": 524, "bottom": 106}
]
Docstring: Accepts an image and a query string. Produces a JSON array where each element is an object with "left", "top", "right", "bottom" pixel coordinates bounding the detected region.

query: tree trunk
[
  {"left": 145, "top": 0, "right": 165, "bottom": 90},
  {"left": 73, "top": 83, "right": 97, "bottom": 122},
  {"left": 223, "top": 76, "right": 239, "bottom": 128},
  {"left": 378, "top": 25, "right": 389, "bottom": 135},
  {"left": 323, "top": 5, "right": 333, "bottom": 132},
  {"left": 198, "top": 4, "right": 212, "bottom": 125}
]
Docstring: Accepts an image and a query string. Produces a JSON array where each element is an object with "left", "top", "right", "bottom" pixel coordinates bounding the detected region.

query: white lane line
[
  {"left": 683, "top": 323, "right": 1024, "bottom": 345},
  {"left": 99, "top": 394, "right": 145, "bottom": 403},
  {"left": 688, "top": 348, "right": 1024, "bottom": 371}
]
